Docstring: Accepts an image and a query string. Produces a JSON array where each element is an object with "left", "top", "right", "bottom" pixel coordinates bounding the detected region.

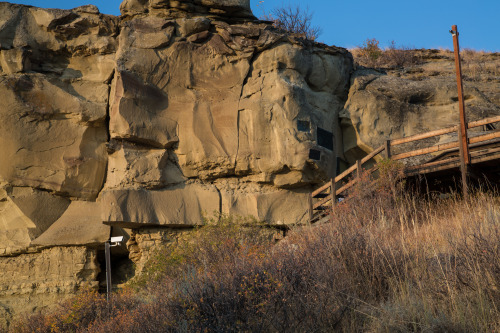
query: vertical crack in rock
[
  {"left": 214, "top": 184, "right": 223, "bottom": 222},
  {"left": 235, "top": 51, "right": 257, "bottom": 171},
  {"left": 96, "top": 69, "right": 116, "bottom": 198}
]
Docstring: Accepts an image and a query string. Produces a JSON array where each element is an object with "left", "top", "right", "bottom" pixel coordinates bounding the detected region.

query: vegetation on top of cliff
[
  {"left": 257, "top": 1, "right": 322, "bottom": 40},
  {"left": 11, "top": 161, "right": 500, "bottom": 332},
  {"left": 352, "top": 37, "right": 500, "bottom": 83}
]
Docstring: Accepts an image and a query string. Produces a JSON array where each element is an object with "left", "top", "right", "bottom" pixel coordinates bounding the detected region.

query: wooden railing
[{"left": 309, "top": 115, "right": 500, "bottom": 224}]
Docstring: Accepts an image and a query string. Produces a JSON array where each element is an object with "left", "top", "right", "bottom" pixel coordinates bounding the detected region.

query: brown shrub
[
  {"left": 11, "top": 181, "right": 500, "bottom": 332},
  {"left": 353, "top": 39, "right": 421, "bottom": 69}
]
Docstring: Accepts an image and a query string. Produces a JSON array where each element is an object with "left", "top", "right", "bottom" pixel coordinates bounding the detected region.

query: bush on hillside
[
  {"left": 353, "top": 38, "right": 421, "bottom": 69},
  {"left": 258, "top": 2, "right": 321, "bottom": 41}
]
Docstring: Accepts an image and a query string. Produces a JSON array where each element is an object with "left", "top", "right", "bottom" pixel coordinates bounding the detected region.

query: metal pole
[
  {"left": 451, "top": 25, "right": 470, "bottom": 200},
  {"left": 385, "top": 140, "right": 391, "bottom": 159},
  {"left": 105, "top": 241, "right": 112, "bottom": 302}
]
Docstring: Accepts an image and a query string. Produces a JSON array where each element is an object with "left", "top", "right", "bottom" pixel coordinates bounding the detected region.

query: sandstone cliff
[
  {"left": 2, "top": 0, "right": 498, "bottom": 327},
  {"left": 0, "top": 0, "right": 353, "bottom": 325}
]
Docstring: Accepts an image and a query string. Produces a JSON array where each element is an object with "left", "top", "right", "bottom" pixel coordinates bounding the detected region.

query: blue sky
[{"left": 7, "top": 0, "right": 500, "bottom": 51}]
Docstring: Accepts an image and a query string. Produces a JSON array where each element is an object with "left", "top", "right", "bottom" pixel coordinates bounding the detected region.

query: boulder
[{"left": 112, "top": 13, "right": 352, "bottom": 182}]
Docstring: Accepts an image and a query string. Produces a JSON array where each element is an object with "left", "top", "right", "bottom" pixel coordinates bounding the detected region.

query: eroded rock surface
[
  {"left": 102, "top": 1, "right": 352, "bottom": 229},
  {"left": 0, "top": 1, "right": 353, "bottom": 325},
  {"left": 341, "top": 64, "right": 500, "bottom": 164},
  {"left": 0, "top": 3, "right": 117, "bottom": 201},
  {"left": 0, "top": 246, "right": 99, "bottom": 328}
]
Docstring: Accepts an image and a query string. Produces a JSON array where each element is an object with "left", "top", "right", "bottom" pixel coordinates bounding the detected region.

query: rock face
[
  {"left": 102, "top": 2, "right": 352, "bottom": 229},
  {"left": 4, "top": 1, "right": 496, "bottom": 328},
  {"left": 120, "top": 0, "right": 254, "bottom": 19},
  {"left": 0, "top": 0, "right": 353, "bottom": 325},
  {"left": 0, "top": 246, "right": 100, "bottom": 329},
  {"left": 341, "top": 66, "right": 500, "bottom": 164}
]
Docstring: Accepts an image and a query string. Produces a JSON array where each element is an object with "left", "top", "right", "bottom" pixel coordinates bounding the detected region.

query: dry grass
[
  {"left": 11, "top": 164, "right": 500, "bottom": 332},
  {"left": 352, "top": 40, "right": 500, "bottom": 84},
  {"left": 352, "top": 39, "right": 421, "bottom": 69},
  {"left": 461, "top": 48, "right": 500, "bottom": 82}
]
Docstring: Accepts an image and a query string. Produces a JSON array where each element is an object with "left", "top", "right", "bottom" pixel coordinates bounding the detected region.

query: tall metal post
[
  {"left": 450, "top": 25, "right": 470, "bottom": 200},
  {"left": 105, "top": 241, "right": 112, "bottom": 302}
]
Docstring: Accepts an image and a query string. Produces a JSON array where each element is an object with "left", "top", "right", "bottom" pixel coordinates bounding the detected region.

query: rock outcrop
[
  {"left": 341, "top": 59, "right": 500, "bottom": 164},
  {"left": 0, "top": 0, "right": 353, "bottom": 325},
  {"left": 3, "top": 1, "right": 496, "bottom": 327}
]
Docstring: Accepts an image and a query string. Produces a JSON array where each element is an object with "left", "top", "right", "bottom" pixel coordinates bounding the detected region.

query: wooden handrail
[
  {"left": 336, "top": 178, "right": 357, "bottom": 196},
  {"left": 391, "top": 126, "right": 458, "bottom": 146},
  {"left": 334, "top": 145, "right": 385, "bottom": 183},
  {"left": 468, "top": 131, "right": 500, "bottom": 144},
  {"left": 468, "top": 115, "right": 500, "bottom": 129},
  {"left": 313, "top": 195, "right": 332, "bottom": 210},
  {"left": 310, "top": 114, "right": 500, "bottom": 223},
  {"left": 392, "top": 141, "right": 459, "bottom": 160},
  {"left": 387, "top": 115, "right": 500, "bottom": 147},
  {"left": 406, "top": 157, "right": 457, "bottom": 171},
  {"left": 311, "top": 182, "right": 332, "bottom": 197}
]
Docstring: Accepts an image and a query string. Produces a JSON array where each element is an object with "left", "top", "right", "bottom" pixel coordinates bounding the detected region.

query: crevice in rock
[
  {"left": 235, "top": 50, "right": 257, "bottom": 171},
  {"left": 96, "top": 69, "right": 115, "bottom": 198},
  {"left": 213, "top": 185, "right": 223, "bottom": 223}
]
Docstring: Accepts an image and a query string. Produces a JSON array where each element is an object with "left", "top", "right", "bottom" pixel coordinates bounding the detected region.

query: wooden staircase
[{"left": 309, "top": 115, "right": 500, "bottom": 224}]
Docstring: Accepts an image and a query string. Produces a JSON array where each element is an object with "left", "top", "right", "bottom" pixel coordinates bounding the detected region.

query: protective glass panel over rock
[{"left": 317, "top": 127, "right": 334, "bottom": 151}]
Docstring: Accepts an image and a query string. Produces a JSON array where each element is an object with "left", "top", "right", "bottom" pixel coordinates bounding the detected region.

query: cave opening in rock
[{"left": 96, "top": 246, "right": 135, "bottom": 293}]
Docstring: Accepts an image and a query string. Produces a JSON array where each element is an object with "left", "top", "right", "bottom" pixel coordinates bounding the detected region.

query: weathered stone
[
  {"left": 0, "top": 75, "right": 108, "bottom": 199},
  {"left": 120, "top": 0, "right": 254, "bottom": 19},
  {"left": 32, "top": 201, "right": 110, "bottom": 247},
  {"left": 101, "top": 183, "right": 220, "bottom": 227},
  {"left": 113, "top": 15, "right": 352, "bottom": 182},
  {"left": 1, "top": 187, "right": 70, "bottom": 252},
  {"left": 0, "top": 48, "right": 30, "bottom": 74},
  {"left": 216, "top": 180, "right": 310, "bottom": 225},
  {"left": 237, "top": 43, "right": 352, "bottom": 181},
  {"left": 177, "top": 17, "right": 211, "bottom": 36},
  {"left": 105, "top": 143, "right": 186, "bottom": 189},
  {"left": 340, "top": 70, "right": 500, "bottom": 164},
  {"left": 0, "top": 247, "right": 99, "bottom": 323}
]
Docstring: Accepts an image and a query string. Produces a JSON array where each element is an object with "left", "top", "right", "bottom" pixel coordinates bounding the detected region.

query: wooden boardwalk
[{"left": 309, "top": 115, "right": 500, "bottom": 224}]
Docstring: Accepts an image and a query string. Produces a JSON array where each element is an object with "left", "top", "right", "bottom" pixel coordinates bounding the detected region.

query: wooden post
[
  {"left": 308, "top": 194, "right": 313, "bottom": 223},
  {"left": 105, "top": 241, "right": 112, "bottom": 302},
  {"left": 356, "top": 160, "right": 362, "bottom": 178},
  {"left": 451, "top": 25, "right": 470, "bottom": 199},
  {"left": 330, "top": 178, "right": 336, "bottom": 218},
  {"left": 385, "top": 140, "right": 391, "bottom": 159},
  {"left": 458, "top": 127, "right": 469, "bottom": 201}
]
